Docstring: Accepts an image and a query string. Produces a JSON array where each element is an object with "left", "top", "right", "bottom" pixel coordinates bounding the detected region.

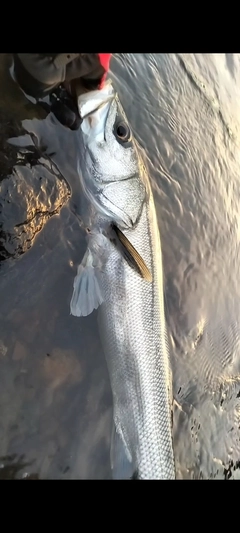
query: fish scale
[{"left": 98, "top": 199, "right": 175, "bottom": 479}]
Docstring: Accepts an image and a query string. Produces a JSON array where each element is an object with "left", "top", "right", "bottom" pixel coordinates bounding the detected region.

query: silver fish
[{"left": 70, "top": 80, "right": 175, "bottom": 479}]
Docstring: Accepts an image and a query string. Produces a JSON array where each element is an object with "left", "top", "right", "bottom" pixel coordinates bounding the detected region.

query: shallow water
[{"left": 1, "top": 53, "right": 240, "bottom": 479}]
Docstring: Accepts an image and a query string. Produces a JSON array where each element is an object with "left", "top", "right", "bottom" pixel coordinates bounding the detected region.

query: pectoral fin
[
  {"left": 109, "top": 223, "right": 152, "bottom": 282},
  {"left": 70, "top": 248, "right": 104, "bottom": 317}
]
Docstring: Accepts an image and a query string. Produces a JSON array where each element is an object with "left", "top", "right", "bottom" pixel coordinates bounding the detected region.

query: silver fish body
[{"left": 70, "top": 81, "right": 175, "bottom": 479}]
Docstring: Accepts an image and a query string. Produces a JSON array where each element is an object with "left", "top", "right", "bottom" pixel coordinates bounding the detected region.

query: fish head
[
  {"left": 77, "top": 80, "right": 146, "bottom": 226},
  {"left": 77, "top": 80, "right": 139, "bottom": 183}
]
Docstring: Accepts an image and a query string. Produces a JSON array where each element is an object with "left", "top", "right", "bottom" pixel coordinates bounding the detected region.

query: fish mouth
[
  {"left": 77, "top": 80, "right": 115, "bottom": 139},
  {"left": 81, "top": 94, "right": 115, "bottom": 121},
  {"left": 77, "top": 79, "right": 115, "bottom": 120}
]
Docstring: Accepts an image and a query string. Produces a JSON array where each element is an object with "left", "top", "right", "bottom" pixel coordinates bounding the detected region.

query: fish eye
[{"left": 115, "top": 121, "right": 132, "bottom": 143}]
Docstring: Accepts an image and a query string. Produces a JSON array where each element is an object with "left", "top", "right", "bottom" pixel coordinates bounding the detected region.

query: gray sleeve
[
  {"left": 16, "top": 54, "right": 80, "bottom": 86},
  {"left": 14, "top": 54, "right": 105, "bottom": 98}
]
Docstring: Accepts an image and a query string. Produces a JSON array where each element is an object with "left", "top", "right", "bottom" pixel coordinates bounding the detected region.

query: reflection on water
[{"left": 1, "top": 53, "right": 240, "bottom": 478}]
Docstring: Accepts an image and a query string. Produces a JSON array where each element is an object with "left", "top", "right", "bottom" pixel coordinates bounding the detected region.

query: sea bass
[{"left": 70, "top": 80, "right": 175, "bottom": 479}]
